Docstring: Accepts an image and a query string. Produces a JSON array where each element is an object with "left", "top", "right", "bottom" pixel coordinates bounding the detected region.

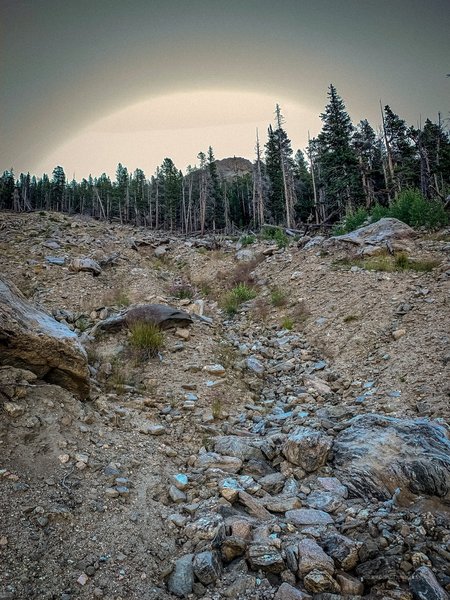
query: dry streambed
[{"left": 0, "top": 212, "right": 449, "bottom": 600}]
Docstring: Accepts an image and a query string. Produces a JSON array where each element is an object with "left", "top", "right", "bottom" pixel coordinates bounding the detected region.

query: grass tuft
[
  {"left": 222, "top": 283, "right": 257, "bottom": 316},
  {"left": 270, "top": 287, "right": 288, "bottom": 307},
  {"left": 281, "top": 317, "right": 294, "bottom": 330},
  {"left": 129, "top": 321, "right": 164, "bottom": 359}
]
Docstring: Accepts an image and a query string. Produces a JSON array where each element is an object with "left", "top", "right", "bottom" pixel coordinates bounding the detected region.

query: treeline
[{"left": 1, "top": 85, "right": 449, "bottom": 232}]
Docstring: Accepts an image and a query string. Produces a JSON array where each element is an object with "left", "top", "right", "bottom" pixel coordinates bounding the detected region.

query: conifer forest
[{"left": 1, "top": 85, "right": 449, "bottom": 232}]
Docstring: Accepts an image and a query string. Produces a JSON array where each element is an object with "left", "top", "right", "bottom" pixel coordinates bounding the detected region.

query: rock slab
[{"left": 0, "top": 276, "right": 89, "bottom": 398}]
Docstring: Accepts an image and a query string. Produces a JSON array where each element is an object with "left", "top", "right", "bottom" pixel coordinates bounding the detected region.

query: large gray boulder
[
  {"left": 334, "top": 217, "right": 415, "bottom": 252},
  {"left": 333, "top": 414, "right": 450, "bottom": 502},
  {"left": 0, "top": 276, "right": 89, "bottom": 398},
  {"left": 283, "top": 428, "right": 333, "bottom": 472}
]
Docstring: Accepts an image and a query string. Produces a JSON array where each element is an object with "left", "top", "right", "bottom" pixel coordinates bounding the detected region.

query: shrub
[
  {"left": 262, "top": 227, "right": 289, "bottom": 248},
  {"left": 222, "top": 283, "right": 257, "bottom": 316},
  {"left": 270, "top": 287, "right": 288, "bottom": 307},
  {"left": 281, "top": 317, "right": 294, "bottom": 330},
  {"left": 333, "top": 207, "right": 369, "bottom": 235},
  {"left": 394, "top": 252, "right": 409, "bottom": 270},
  {"left": 240, "top": 234, "right": 256, "bottom": 247},
  {"left": 389, "top": 188, "right": 448, "bottom": 228},
  {"left": 129, "top": 321, "right": 164, "bottom": 358},
  {"left": 232, "top": 283, "right": 257, "bottom": 302},
  {"left": 370, "top": 203, "right": 390, "bottom": 222}
]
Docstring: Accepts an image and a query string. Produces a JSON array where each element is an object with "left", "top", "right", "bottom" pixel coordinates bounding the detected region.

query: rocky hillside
[
  {"left": 216, "top": 157, "right": 253, "bottom": 180},
  {"left": 0, "top": 211, "right": 449, "bottom": 600}
]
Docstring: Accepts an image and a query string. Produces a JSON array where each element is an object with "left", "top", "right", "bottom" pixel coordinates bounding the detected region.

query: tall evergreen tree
[
  {"left": 352, "top": 119, "right": 385, "bottom": 207},
  {"left": 316, "top": 84, "right": 362, "bottom": 219},
  {"left": 51, "top": 165, "right": 66, "bottom": 211},
  {"left": 383, "top": 105, "right": 418, "bottom": 193}
]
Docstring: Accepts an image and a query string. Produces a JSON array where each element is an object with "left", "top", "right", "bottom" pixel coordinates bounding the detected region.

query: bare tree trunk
[
  {"left": 307, "top": 134, "right": 319, "bottom": 224},
  {"left": 380, "top": 100, "right": 395, "bottom": 199}
]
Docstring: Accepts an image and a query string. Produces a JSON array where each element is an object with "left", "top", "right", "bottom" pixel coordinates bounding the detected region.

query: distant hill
[{"left": 215, "top": 157, "right": 253, "bottom": 180}]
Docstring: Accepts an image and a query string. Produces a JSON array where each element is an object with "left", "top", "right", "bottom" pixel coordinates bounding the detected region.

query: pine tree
[
  {"left": 51, "top": 165, "right": 66, "bottom": 211},
  {"left": 316, "top": 84, "right": 362, "bottom": 219},
  {"left": 293, "top": 150, "right": 314, "bottom": 222},
  {"left": 383, "top": 105, "right": 418, "bottom": 193},
  {"left": 0, "top": 170, "right": 15, "bottom": 210},
  {"left": 352, "top": 120, "right": 385, "bottom": 207}
]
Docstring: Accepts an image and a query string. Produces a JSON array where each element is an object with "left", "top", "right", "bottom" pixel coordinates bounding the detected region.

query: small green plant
[
  {"left": 394, "top": 252, "right": 409, "bottom": 270},
  {"left": 233, "top": 283, "right": 257, "bottom": 302},
  {"left": 221, "top": 283, "right": 257, "bottom": 316},
  {"left": 270, "top": 287, "right": 288, "bottom": 307},
  {"left": 281, "top": 317, "right": 294, "bottom": 330},
  {"left": 129, "top": 321, "right": 164, "bottom": 359},
  {"left": 333, "top": 207, "right": 369, "bottom": 235},
  {"left": 240, "top": 234, "right": 256, "bottom": 247},
  {"left": 262, "top": 227, "right": 289, "bottom": 248}
]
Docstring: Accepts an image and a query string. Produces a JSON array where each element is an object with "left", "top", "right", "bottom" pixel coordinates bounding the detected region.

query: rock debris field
[{"left": 0, "top": 211, "right": 449, "bottom": 600}]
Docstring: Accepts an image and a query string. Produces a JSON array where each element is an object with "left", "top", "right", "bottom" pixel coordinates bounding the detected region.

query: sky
[{"left": 1, "top": 0, "right": 449, "bottom": 179}]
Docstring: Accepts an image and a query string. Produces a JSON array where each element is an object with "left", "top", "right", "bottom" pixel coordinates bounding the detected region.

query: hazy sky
[{"left": 1, "top": 0, "right": 449, "bottom": 179}]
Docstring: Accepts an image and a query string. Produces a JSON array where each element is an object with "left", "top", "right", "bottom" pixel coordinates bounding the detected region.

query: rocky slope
[{"left": 0, "top": 211, "right": 449, "bottom": 600}]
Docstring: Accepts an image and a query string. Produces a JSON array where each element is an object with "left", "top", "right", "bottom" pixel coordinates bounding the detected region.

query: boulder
[
  {"left": 69, "top": 257, "right": 101, "bottom": 276},
  {"left": 125, "top": 304, "right": 193, "bottom": 330},
  {"left": 92, "top": 303, "right": 193, "bottom": 335},
  {"left": 333, "top": 414, "right": 450, "bottom": 502},
  {"left": 167, "top": 554, "right": 194, "bottom": 597},
  {"left": 297, "top": 539, "right": 334, "bottom": 576},
  {"left": 283, "top": 428, "right": 332, "bottom": 472},
  {"left": 0, "top": 276, "right": 89, "bottom": 398},
  {"left": 334, "top": 217, "right": 415, "bottom": 251},
  {"left": 322, "top": 534, "right": 360, "bottom": 570},
  {"left": 303, "top": 570, "right": 340, "bottom": 594},
  {"left": 285, "top": 509, "right": 334, "bottom": 526},
  {"left": 193, "top": 551, "right": 222, "bottom": 585},
  {"left": 410, "top": 566, "right": 449, "bottom": 600},
  {"left": 214, "top": 435, "right": 263, "bottom": 461},
  {"left": 247, "top": 543, "right": 285, "bottom": 573}
]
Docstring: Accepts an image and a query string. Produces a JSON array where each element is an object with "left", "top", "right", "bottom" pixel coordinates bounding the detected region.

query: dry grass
[
  {"left": 129, "top": 321, "right": 164, "bottom": 359},
  {"left": 333, "top": 252, "right": 440, "bottom": 273}
]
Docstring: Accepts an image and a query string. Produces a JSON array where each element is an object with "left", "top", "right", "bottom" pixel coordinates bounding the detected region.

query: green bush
[
  {"left": 370, "top": 203, "right": 390, "bottom": 222},
  {"left": 262, "top": 227, "right": 289, "bottom": 248},
  {"left": 129, "top": 321, "right": 164, "bottom": 358},
  {"left": 281, "top": 317, "right": 294, "bottom": 330},
  {"left": 334, "top": 190, "right": 447, "bottom": 234},
  {"left": 389, "top": 189, "right": 448, "bottom": 228},
  {"left": 222, "top": 283, "right": 257, "bottom": 316},
  {"left": 333, "top": 207, "right": 369, "bottom": 235},
  {"left": 240, "top": 234, "right": 256, "bottom": 247}
]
